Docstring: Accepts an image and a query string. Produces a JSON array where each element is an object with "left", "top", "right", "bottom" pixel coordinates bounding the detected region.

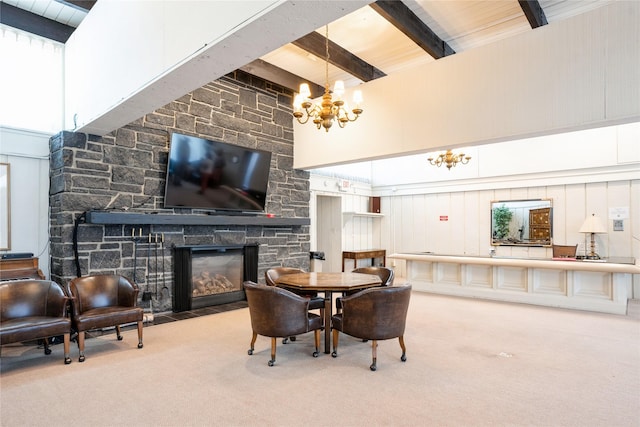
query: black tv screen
[{"left": 164, "top": 133, "right": 272, "bottom": 212}]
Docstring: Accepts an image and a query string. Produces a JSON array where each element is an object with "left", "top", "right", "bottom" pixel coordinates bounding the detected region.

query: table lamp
[{"left": 578, "top": 213, "right": 607, "bottom": 259}]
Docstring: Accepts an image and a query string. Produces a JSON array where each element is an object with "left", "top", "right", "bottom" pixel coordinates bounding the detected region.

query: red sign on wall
[{"left": 439, "top": 215, "right": 448, "bottom": 221}]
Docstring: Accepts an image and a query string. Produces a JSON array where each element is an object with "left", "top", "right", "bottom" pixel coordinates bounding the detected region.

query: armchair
[
  {"left": 0, "top": 279, "right": 72, "bottom": 364},
  {"left": 265, "top": 267, "right": 325, "bottom": 343},
  {"left": 337, "top": 266, "right": 395, "bottom": 311},
  {"left": 67, "top": 275, "right": 143, "bottom": 362},
  {"left": 331, "top": 284, "right": 411, "bottom": 371},
  {"left": 244, "top": 281, "right": 322, "bottom": 366}
]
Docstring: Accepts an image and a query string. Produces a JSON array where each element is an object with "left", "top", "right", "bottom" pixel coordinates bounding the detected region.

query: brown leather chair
[
  {"left": 337, "top": 266, "right": 395, "bottom": 311},
  {"left": 244, "top": 281, "right": 322, "bottom": 366},
  {"left": 352, "top": 266, "right": 395, "bottom": 286},
  {"left": 265, "top": 267, "right": 325, "bottom": 343},
  {"left": 67, "top": 275, "right": 143, "bottom": 362},
  {"left": 331, "top": 284, "right": 411, "bottom": 371},
  {"left": 553, "top": 244, "right": 578, "bottom": 258},
  {"left": 0, "top": 279, "right": 72, "bottom": 364}
]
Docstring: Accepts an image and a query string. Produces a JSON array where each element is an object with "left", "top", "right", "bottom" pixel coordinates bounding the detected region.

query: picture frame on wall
[{"left": 0, "top": 163, "right": 10, "bottom": 250}]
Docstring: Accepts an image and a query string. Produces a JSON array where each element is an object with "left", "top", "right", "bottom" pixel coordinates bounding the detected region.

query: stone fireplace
[
  {"left": 48, "top": 72, "right": 311, "bottom": 312},
  {"left": 173, "top": 244, "right": 258, "bottom": 312}
]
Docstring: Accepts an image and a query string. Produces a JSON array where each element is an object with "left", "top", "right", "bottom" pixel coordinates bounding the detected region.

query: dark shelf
[{"left": 84, "top": 211, "right": 310, "bottom": 227}]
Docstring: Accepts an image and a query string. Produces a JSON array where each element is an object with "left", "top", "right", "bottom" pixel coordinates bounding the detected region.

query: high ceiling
[{"left": 1, "top": 0, "right": 613, "bottom": 98}]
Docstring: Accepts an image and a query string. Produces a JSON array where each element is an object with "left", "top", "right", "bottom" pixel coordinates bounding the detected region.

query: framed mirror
[{"left": 491, "top": 199, "right": 552, "bottom": 247}]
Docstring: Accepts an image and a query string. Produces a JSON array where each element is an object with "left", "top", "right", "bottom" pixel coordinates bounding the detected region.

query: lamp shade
[{"left": 579, "top": 214, "right": 607, "bottom": 233}]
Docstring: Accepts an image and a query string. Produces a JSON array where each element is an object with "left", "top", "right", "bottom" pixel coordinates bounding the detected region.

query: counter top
[{"left": 390, "top": 252, "right": 640, "bottom": 274}]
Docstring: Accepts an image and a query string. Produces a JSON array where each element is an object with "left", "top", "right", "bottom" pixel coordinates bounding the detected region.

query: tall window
[{"left": 0, "top": 25, "right": 64, "bottom": 134}]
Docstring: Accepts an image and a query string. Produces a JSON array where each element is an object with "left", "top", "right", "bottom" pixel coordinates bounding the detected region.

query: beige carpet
[{"left": 1, "top": 292, "right": 639, "bottom": 427}]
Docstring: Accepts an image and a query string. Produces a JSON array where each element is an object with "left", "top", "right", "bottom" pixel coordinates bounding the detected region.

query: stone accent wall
[{"left": 49, "top": 72, "right": 310, "bottom": 312}]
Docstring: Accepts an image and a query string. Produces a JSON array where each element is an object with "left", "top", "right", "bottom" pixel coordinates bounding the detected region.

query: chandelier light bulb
[{"left": 291, "top": 25, "right": 363, "bottom": 132}]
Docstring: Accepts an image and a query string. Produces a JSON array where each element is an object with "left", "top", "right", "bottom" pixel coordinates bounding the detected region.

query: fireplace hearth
[{"left": 173, "top": 244, "right": 258, "bottom": 312}]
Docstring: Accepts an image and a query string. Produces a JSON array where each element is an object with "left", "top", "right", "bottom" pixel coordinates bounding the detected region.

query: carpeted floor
[{"left": 1, "top": 292, "right": 639, "bottom": 427}]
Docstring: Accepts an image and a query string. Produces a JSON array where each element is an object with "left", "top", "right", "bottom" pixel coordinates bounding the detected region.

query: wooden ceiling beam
[
  {"left": 239, "top": 59, "right": 324, "bottom": 96},
  {"left": 55, "top": 0, "right": 97, "bottom": 12},
  {"left": 518, "top": 0, "right": 548, "bottom": 28},
  {"left": 370, "top": 0, "right": 455, "bottom": 59},
  {"left": 0, "top": 3, "right": 75, "bottom": 43},
  {"left": 292, "top": 31, "right": 386, "bottom": 84}
]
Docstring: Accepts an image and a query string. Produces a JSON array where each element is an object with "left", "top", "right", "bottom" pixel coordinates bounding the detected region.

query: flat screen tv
[{"left": 164, "top": 133, "right": 272, "bottom": 213}]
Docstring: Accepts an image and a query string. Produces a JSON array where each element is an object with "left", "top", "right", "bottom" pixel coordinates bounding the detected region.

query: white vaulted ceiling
[{"left": 3, "top": 0, "right": 614, "bottom": 96}]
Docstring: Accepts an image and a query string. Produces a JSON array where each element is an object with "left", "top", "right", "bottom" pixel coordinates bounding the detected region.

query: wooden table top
[{"left": 274, "top": 272, "right": 382, "bottom": 292}]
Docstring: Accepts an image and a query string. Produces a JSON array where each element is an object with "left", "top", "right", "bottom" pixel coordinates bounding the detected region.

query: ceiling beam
[
  {"left": 0, "top": 3, "right": 75, "bottom": 43},
  {"left": 370, "top": 0, "right": 455, "bottom": 59},
  {"left": 518, "top": 0, "right": 548, "bottom": 28},
  {"left": 239, "top": 59, "right": 324, "bottom": 96},
  {"left": 292, "top": 31, "right": 386, "bottom": 84},
  {"left": 55, "top": 0, "right": 96, "bottom": 12}
]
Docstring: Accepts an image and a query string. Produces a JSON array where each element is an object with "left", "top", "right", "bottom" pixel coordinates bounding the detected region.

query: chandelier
[
  {"left": 292, "top": 25, "right": 363, "bottom": 132},
  {"left": 427, "top": 150, "right": 471, "bottom": 170}
]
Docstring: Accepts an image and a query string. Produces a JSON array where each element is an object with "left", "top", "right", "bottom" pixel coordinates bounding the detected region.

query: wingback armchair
[
  {"left": 331, "top": 284, "right": 411, "bottom": 371},
  {"left": 0, "top": 279, "right": 72, "bottom": 364},
  {"left": 244, "top": 281, "right": 322, "bottom": 366},
  {"left": 67, "top": 275, "right": 143, "bottom": 362}
]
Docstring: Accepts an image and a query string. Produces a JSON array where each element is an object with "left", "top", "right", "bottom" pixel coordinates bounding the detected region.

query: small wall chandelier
[
  {"left": 292, "top": 25, "right": 363, "bottom": 132},
  {"left": 428, "top": 150, "right": 471, "bottom": 170}
]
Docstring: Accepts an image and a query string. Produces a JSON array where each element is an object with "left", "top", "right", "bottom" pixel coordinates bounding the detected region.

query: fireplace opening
[{"left": 173, "top": 244, "right": 258, "bottom": 312}]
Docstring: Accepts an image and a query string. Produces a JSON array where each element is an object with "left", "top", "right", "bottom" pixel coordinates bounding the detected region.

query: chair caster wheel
[
  {"left": 313, "top": 351, "right": 319, "bottom": 358},
  {"left": 282, "top": 338, "right": 289, "bottom": 344},
  {"left": 401, "top": 354, "right": 407, "bottom": 362},
  {"left": 44, "top": 348, "right": 52, "bottom": 355},
  {"left": 138, "top": 343, "right": 143, "bottom": 349},
  {"left": 289, "top": 336, "right": 296, "bottom": 342},
  {"left": 64, "top": 357, "right": 71, "bottom": 365},
  {"left": 248, "top": 349, "right": 253, "bottom": 355},
  {"left": 117, "top": 336, "right": 123, "bottom": 341},
  {"left": 268, "top": 360, "right": 274, "bottom": 367},
  {"left": 370, "top": 364, "right": 377, "bottom": 371},
  {"left": 331, "top": 351, "right": 337, "bottom": 358},
  {"left": 79, "top": 355, "right": 85, "bottom": 363}
]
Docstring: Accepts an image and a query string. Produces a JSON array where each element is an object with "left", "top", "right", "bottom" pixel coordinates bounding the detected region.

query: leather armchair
[
  {"left": 331, "top": 284, "right": 411, "bottom": 371},
  {"left": 265, "top": 267, "right": 325, "bottom": 343},
  {"left": 67, "top": 275, "right": 143, "bottom": 362},
  {"left": 337, "top": 266, "right": 395, "bottom": 311},
  {"left": 244, "top": 281, "right": 322, "bottom": 366},
  {"left": 0, "top": 279, "right": 72, "bottom": 364},
  {"left": 265, "top": 267, "right": 325, "bottom": 310}
]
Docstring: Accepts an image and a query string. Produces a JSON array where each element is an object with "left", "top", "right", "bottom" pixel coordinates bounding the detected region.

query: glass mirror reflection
[{"left": 491, "top": 199, "right": 553, "bottom": 247}]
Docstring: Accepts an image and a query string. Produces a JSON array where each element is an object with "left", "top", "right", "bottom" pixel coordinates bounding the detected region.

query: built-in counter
[{"left": 390, "top": 253, "right": 640, "bottom": 315}]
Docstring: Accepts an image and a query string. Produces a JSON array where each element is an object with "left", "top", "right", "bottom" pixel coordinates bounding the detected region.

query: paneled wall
[
  {"left": 379, "top": 181, "right": 639, "bottom": 279},
  {"left": 0, "top": 127, "right": 51, "bottom": 277}
]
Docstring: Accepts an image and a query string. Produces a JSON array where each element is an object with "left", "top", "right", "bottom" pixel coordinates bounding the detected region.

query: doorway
[{"left": 316, "top": 195, "right": 342, "bottom": 273}]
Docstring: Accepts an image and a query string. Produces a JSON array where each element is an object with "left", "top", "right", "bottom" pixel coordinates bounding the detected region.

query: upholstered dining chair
[
  {"left": 66, "top": 274, "right": 144, "bottom": 362},
  {"left": 244, "top": 281, "right": 322, "bottom": 366},
  {"left": 265, "top": 267, "right": 325, "bottom": 343},
  {"left": 331, "top": 284, "right": 411, "bottom": 371},
  {"left": 336, "top": 266, "right": 395, "bottom": 311}
]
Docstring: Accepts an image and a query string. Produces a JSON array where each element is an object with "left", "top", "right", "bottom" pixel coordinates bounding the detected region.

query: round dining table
[{"left": 274, "top": 272, "right": 382, "bottom": 353}]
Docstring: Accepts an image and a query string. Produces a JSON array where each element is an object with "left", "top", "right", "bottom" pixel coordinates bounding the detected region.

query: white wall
[
  {"left": 64, "top": 0, "right": 370, "bottom": 135},
  {"left": 0, "top": 127, "right": 51, "bottom": 278},
  {"left": 294, "top": 1, "right": 640, "bottom": 169}
]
